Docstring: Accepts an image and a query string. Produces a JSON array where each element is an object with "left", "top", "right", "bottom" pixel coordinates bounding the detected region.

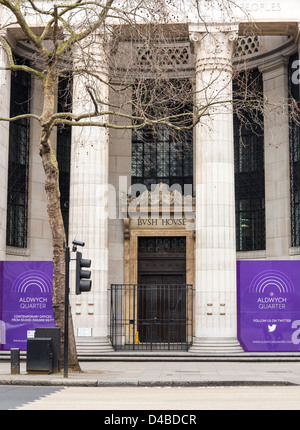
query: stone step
[
  {"left": 1, "top": 349, "right": 299, "bottom": 362},
  {"left": 2, "top": 337, "right": 300, "bottom": 361}
]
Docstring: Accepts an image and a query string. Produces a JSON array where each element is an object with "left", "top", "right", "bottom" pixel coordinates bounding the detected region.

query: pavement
[{"left": 1, "top": 358, "right": 300, "bottom": 387}]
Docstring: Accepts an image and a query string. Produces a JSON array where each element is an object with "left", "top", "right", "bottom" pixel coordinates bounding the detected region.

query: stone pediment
[{"left": 121, "top": 182, "right": 195, "bottom": 214}]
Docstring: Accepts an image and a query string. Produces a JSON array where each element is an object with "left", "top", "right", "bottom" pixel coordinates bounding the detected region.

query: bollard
[{"left": 10, "top": 348, "right": 20, "bottom": 375}]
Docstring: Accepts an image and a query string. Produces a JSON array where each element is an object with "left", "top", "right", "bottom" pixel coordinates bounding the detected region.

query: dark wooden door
[
  {"left": 138, "top": 273, "right": 187, "bottom": 343},
  {"left": 137, "top": 237, "right": 187, "bottom": 345}
]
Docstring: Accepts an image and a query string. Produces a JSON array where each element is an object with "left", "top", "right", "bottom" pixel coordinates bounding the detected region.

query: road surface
[{"left": 1, "top": 385, "right": 300, "bottom": 411}]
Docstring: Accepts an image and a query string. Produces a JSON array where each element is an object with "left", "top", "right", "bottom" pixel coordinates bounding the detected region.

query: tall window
[
  {"left": 131, "top": 127, "right": 193, "bottom": 192},
  {"left": 234, "top": 69, "right": 266, "bottom": 251},
  {"left": 131, "top": 79, "right": 193, "bottom": 193},
  {"left": 56, "top": 75, "right": 72, "bottom": 241},
  {"left": 289, "top": 53, "right": 300, "bottom": 247},
  {"left": 6, "top": 57, "right": 31, "bottom": 248}
]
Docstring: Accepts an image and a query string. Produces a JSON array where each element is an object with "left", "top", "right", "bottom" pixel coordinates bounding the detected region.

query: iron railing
[{"left": 110, "top": 284, "right": 193, "bottom": 351}]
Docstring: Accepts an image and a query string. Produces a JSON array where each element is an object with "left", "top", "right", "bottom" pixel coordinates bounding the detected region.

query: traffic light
[{"left": 75, "top": 251, "right": 92, "bottom": 295}]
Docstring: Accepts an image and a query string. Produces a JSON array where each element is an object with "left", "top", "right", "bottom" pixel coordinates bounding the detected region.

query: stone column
[
  {"left": 261, "top": 58, "right": 290, "bottom": 259},
  {"left": 0, "top": 39, "right": 11, "bottom": 260},
  {"left": 189, "top": 24, "right": 242, "bottom": 354},
  {"left": 69, "top": 34, "right": 113, "bottom": 351}
]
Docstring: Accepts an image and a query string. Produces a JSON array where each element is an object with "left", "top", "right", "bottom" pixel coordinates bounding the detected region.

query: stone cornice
[
  {"left": 189, "top": 23, "right": 240, "bottom": 36},
  {"left": 258, "top": 53, "right": 290, "bottom": 75},
  {"left": 0, "top": 28, "right": 17, "bottom": 51},
  {"left": 294, "top": 23, "right": 300, "bottom": 46}
]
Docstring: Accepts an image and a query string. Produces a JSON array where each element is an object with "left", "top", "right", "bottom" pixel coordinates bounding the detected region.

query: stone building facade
[{"left": 1, "top": 1, "right": 300, "bottom": 356}]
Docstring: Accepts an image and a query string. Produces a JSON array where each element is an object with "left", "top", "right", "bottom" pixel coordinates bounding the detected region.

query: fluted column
[
  {"left": 0, "top": 39, "right": 11, "bottom": 260},
  {"left": 189, "top": 24, "right": 242, "bottom": 353},
  {"left": 69, "top": 34, "right": 112, "bottom": 350}
]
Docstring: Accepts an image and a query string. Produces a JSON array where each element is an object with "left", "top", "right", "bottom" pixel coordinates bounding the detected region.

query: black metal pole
[{"left": 64, "top": 245, "right": 70, "bottom": 378}]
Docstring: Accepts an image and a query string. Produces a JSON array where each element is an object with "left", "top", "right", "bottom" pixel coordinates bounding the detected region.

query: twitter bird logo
[{"left": 268, "top": 324, "right": 277, "bottom": 333}]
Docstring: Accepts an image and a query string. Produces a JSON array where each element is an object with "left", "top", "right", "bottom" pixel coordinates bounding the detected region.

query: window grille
[
  {"left": 136, "top": 44, "right": 190, "bottom": 68},
  {"left": 289, "top": 53, "right": 300, "bottom": 247},
  {"left": 131, "top": 79, "right": 193, "bottom": 194},
  {"left": 6, "top": 56, "right": 31, "bottom": 248},
  {"left": 131, "top": 127, "right": 193, "bottom": 193},
  {"left": 235, "top": 36, "right": 260, "bottom": 57},
  {"left": 138, "top": 237, "right": 186, "bottom": 254},
  {"left": 234, "top": 69, "right": 266, "bottom": 251}
]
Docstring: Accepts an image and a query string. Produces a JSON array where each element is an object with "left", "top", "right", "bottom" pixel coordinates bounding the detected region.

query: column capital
[
  {"left": 189, "top": 24, "right": 239, "bottom": 76},
  {"left": 189, "top": 23, "right": 239, "bottom": 66},
  {"left": 189, "top": 23, "right": 239, "bottom": 45}
]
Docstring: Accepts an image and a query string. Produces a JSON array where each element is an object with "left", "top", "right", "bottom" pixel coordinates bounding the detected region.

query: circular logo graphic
[
  {"left": 11, "top": 270, "right": 52, "bottom": 294},
  {"left": 249, "top": 270, "right": 295, "bottom": 295}
]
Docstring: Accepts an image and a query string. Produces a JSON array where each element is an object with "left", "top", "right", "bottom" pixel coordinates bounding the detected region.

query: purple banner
[
  {"left": 237, "top": 261, "right": 300, "bottom": 352},
  {"left": 0, "top": 261, "right": 55, "bottom": 351},
  {"left": 0, "top": 262, "right": 3, "bottom": 347}
]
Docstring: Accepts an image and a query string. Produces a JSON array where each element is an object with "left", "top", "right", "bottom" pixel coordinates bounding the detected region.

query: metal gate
[{"left": 110, "top": 284, "right": 193, "bottom": 351}]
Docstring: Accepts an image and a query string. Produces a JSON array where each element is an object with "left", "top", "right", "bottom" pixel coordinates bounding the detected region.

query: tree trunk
[{"left": 39, "top": 63, "right": 81, "bottom": 372}]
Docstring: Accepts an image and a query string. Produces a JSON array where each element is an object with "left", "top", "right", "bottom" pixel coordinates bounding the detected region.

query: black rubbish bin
[
  {"left": 26, "top": 338, "right": 53, "bottom": 374},
  {"left": 35, "top": 327, "right": 61, "bottom": 373}
]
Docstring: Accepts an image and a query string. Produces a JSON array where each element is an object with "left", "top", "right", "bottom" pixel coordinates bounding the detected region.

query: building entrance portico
[
  {"left": 104, "top": 15, "right": 300, "bottom": 355},
  {"left": 1, "top": 0, "right": 300, "bottom": 358},
  {"left": 107, "top": 188, "right": 196, "bottom": 351},
  {"left": 122, "top": 186, "right": 195, "bottom": 289},
  {"left": 63, "top": 13, "right": 300, "bottom": 355},
  {"left": 110, "top": 234, "right": 194, "bottom": 351}
]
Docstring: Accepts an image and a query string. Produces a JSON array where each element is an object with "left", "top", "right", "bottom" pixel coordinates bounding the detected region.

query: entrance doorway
[
  {"left": 137, "top": 276, "right": 187, "bottom": 344},
  {"left": 110, "top": 236, "right": 193, "bottom": 351},
  {"left": 137, "top": 237, "right": 189, "bottom": 348}
]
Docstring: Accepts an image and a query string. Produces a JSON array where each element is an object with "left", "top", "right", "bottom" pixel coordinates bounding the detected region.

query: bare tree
[{"left": 0, "top": 0, "right": 298, "bottom": 370}]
